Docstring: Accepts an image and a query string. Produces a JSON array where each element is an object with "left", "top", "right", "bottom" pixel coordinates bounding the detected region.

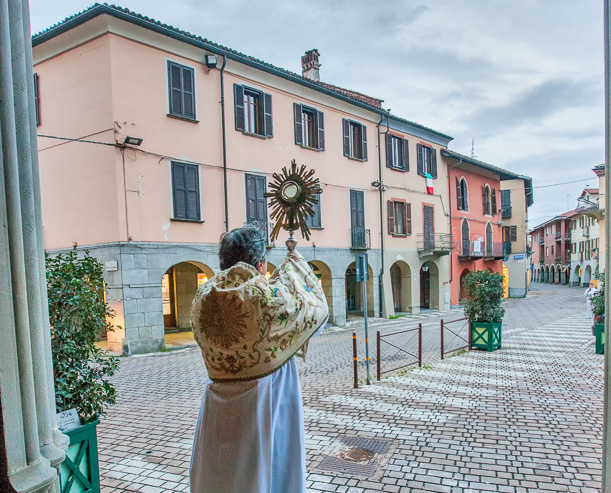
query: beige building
[
  {"left": 33, "top": 4, "right": 456, "bottom": 354},
  {"left": 500, "top": 178, "right": 534, "bottom": 297},
  {"left": 569, "top": 188, "right": 602, "bottom": 286}
]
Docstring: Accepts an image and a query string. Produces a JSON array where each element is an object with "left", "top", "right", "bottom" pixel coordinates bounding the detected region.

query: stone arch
[
  {"left": 390, "top": 260, "right": 412, "bottom": 313},
  {"left": 309, "top": 260, "right": 334, "bottom": 321},
  {"left": 584, "top": 264, "right": 592, "bottom": 285},
  {"left": 459, "top": 268, "right": 471, "bottom": 304},
  {"left": 419, "top": 260, "right": 440, "bottom": 310},
  {"left": 161, "top": 261, "right": 215, "bottom": 345},
  {"left": 556, "top": 264, "right": 562, "bottom": 284},
  {"left": 345, "top": 261, "right": 374, "bottom": 317},
  {"left": 549, "top": 265, "right": 555, "bottom": 284}
]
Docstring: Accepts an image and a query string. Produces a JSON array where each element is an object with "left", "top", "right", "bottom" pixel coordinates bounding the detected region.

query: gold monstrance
[{"left": 264, "top": 160, "right": 322, "bottom": 250}]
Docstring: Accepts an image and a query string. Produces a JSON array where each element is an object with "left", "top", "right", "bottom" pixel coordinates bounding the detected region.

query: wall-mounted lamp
[
  {"left": 123, "top": 136, "right": 143, "bottom": 146},
  {"left": 371, "top": 180, "right": 381, "bottom": 188},
  {"left": 205, "top": 54, "right": 218, "bottom": 69}
]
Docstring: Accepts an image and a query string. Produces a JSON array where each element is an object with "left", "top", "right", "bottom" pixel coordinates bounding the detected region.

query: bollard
[
  {"left": 376, "top": 331, "right": 381, "bottom": 381},
  {"left": 418, "top": 323, "right": 422, "bottom": 367},
  {"left": 352, "top": 332, "right": 358, "bottom": 389},
  {"left": 440, "top": 319, "right": 444, "bottom": 360}
]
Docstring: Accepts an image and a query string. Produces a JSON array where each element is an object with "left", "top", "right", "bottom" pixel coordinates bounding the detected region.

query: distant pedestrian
[
  {"left": 585, "top": 281, "right": 597, "bottom": 319},
  {"left": 190, "top": 225, "right": 329, "bottom": 493}
]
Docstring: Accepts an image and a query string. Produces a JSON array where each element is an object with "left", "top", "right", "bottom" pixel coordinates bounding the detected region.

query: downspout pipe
[
  {"left": 447, "top": 157, "right": 462, "bottom": 287},
  {"left": 377, "top": 111, "right": 390, "bottom": 317},
  {"left": 219, "top": 55, "right": 229, "bottom": 232}
]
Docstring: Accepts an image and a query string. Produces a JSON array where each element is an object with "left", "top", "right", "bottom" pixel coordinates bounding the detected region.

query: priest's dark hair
[{"left": 219, "top": 225, "right": 267, "bottom": 270}]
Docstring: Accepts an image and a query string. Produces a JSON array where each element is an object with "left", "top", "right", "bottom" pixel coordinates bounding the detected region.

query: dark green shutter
[
  {"left": 172, "top": 162, "right": 186, "bottom": 219},
  {"left": 491, "top": 189, "right": 497, "bottom": 214},
  {"left": 263, "top": 92, "right": 273, "bottom": 137},
  {"left": 482, "top": 186, "right": 487, "bottom": 214},
  {"left": 431, "top": 148, "right": 437, "bottom": 178},
  {"left": 182, "top": 66, "right": 195, "bottom": 119},
  {"left": 402, "top": 138, "right": 409, "bottom": 171},
  {"left": 234, "top": 84, "right": 245, "bottom": 131},
  {"left": 168, "top": 62, "right": 182, "bottom": 116},
  {"left": 343, "top": 119, "right": 350, "bottom": 156},
  {"left": 417, "top": 144, "right": 424, "bottom": 176},
  {"left": 34, "top": 73, "right": 40, "bottom": 125},
  {"left": 317, "top": 110, "right": 325, "bottom": 150},
  {"left": 294, "top": 103, "right": 303, "bottom": 145},
  {"left": 361, "top": 124, "right": 367, "bottom": 161},
  {"left": 385, "top": 134, "right": 392, "bottom": 168},
  {"left": 456, "top": 177, "right": 462, "bottom": 210},
  {"left": 387, "top": 200, "right": 395, "bottom": 234},
  {"left": 185, "top": 165, "right": 200, "bottom": 220}
]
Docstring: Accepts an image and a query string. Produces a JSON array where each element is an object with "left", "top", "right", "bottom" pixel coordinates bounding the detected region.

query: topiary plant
[
  {"left": 592, "top": 271, "right": 605, "bottom": 324},
  {"left": 46, "top": 250, "right": 119, "bottom": 424},
  {"left": 462, "top": 270, "right": 505, "bottom": 323}
]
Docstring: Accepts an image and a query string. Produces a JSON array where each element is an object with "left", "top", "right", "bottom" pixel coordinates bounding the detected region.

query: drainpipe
[
  {"left": 377, "top": 111, "right": 390, "bottom": 317},
  {"left": 219, "top": 55, "right": 229, "bottom": 232},
  {"left": 447, "top": 157, "right": 462, "bottom": 286}
]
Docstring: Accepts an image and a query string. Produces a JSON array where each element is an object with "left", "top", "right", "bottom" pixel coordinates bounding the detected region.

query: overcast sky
[{"left": 29, "top": 0, "right": 605, "bottom": 227}]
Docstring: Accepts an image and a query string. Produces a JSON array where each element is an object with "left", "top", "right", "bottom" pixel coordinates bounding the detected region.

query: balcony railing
[
  {"left": 501, "top": 205, "right": 512, "bottom": 219},
  {"left": 351, "top": 227, "right": 371, "bottom": 249},
  {"left": 564, "top": 232, "right": 571, "bottom": 241},
  {"left": 555, "top": 232, "right": 561, "bottom": 241},
  {"left": 458, "top": 240, "right": 504, "bottom": 260},
  {"left": 484, "top": 242, "right": 504, "bottom": 259},
  {"left": 583, "top": 227, "right": 590, "bottom": 237},
  {"left": 539, "top": 258, "right": 545, "bottom": 264},
  {"left": 417, "top": 233, "right": 454, "bottom": 255},
  {"left": 555, "top": 254, "right": 562, "bottom": 262},
  {"left": 538, "top": 238, "right": 544, "bottom": 246}
]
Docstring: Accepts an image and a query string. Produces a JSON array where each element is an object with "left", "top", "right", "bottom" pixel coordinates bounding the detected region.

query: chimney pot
[{"left": 301, "top": 49, "right": 321, "bottom": 82}]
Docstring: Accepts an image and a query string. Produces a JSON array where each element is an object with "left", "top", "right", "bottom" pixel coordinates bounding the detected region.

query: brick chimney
[{"left": 301, "top": 49, "right": 321, "bottom": 82}]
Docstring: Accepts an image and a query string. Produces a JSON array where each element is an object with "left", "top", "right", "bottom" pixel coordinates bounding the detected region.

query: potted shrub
[
  {"left": 463, "top": 270, "right": 505, "bottom": 352},
  {"left": 46, "top": 250, "right": 119, "bottom": 493},
  {"left": 591, "top": 272, "right": 605, "bottom": 355}
]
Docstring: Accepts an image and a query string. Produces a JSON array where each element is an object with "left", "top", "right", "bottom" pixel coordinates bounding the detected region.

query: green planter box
[
  {"left": 594, "top": 323, "right": 605, "bottom": 355},
  {"left": 60, "top": 420, "right": 100, "bottom": 493},
  {"left": 470, "top": 322, "right": 502, "bottom": 352}
]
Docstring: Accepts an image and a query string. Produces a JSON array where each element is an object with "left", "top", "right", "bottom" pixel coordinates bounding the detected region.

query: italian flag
[{"left": 425, "top": 173, "right": 434, "bottom": 194}]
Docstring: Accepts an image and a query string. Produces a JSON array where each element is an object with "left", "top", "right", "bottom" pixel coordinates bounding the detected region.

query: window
[
  {"left": 171, "top": 162, "right": 201, "bottom": 221},
  {"left": 294, "top": 104, "right": 324, "bottom": 149},
  {"left": 456, "top": 178, "right": 469, "bottom": 211},
  {"left": 386, "top": 134, "right": 409, "bottom": 171},
  {"left": 485, "top": 223, "right": 493, "bottom": 256},
  {"left": 416, "top": 144, "right": 437, "bottom": 178},
  {"left": 500, "top": 189, "right": 511, "bottom": 217},
  {"left": 546, "top": 247, "right": 549, "bottom": 256},
  {"left": 387, "top": 200, "right": 411, "bottom": 236},
  {"left": 482, "top": 186, "right": 491, "bottom": 215},
  {"left": 461, "top": 219, "right": 470, "bottom": 255},
  {"left": 343, "top": 119, "right": 367, "bottom": 160},
  {"left": 168, "top": 61, "right": 196, "bottom": 120},
  {"left": 551, "top": 245, "right": 554, "bottom": 255},
  {"left": 305, "top": 193, "right": 322, "bottom": 228},
  {"left": 234, "top": 84, "right": 273, "bottom": 137},
  {"left": 245, "top": 174, "right": 267, "bottom": 224},
  {"left": 34, "top": 73, "right": 40, "bottom": 126}
]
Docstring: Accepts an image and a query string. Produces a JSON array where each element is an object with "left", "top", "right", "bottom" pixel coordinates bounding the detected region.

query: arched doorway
[
  {"left": 162, "top": 261, "right": 214, "bottom": 345},
  {"left": 459, "top": 268, "right": 470, "bottom": 304},
  {"left": 556, "top": 265, "right": 561, "bottom": 284},
  {"left": 419, "top": 261, "right": 439, "bottom": 310},
  {"left": 345, "top": 262, "right": 374, "bottom": 317},
  {"left": 564, "top": 267, "right": 570, "bottom": 285},
  {"left": 390, "top": 261, "right": 412, "bottom": 313},
  {"left": 549, "top": 265, "right": 555, "bottom": 284},
  {"left": 584, "top": 265, "right": 592, "bottom": 285},
  {"left": 573, "top": 265, "right": 581, "bottom": 286},
  {"left": 595, "top": 264, "right": 600, "bottom": 279},
  {"left": 543, "top": 266, "right": 548, "bottom": 283},
  {"left": 309, "top": 261, "right": 334, "bottom": 320}
]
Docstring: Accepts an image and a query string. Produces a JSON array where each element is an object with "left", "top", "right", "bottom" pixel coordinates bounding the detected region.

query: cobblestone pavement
[{"left": 98, "top": 283, "right": 604, "bottom": 493}]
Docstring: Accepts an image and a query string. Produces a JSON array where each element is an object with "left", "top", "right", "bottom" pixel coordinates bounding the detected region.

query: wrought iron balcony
[
  {"left": 351, "top": 227, "right": 371, "bottom": 249},
  {"left": 539, "top": 258, "right": 545, "bottom": 264},
  {"left": 564, "top": 232, "right": 571, "bottom": 241},
  {"left": 458, "top": 240, "right": 483, "bottom": 260},
  {"left": 555, "top": 232, "right": 561, "bottom": 241},
  {"left": 417, "top": 233, "right": 454, "bottom": 256},
  {"left": 501, "top": 205, "right": 512, "bottom": 219},
  {"left": 483, "top": 242, "right": 505, "bottom": 260},
  {"left": 538, "top": 238, "right": 544, "bottom": 246}
]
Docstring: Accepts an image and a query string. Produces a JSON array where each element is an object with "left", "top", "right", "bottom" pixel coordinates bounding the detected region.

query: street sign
[
  {"left": 355, "top": 253, "right": 370, "bottom": 384},
  {"left": 355, "top": 253, "right": 369, "bottom": 281},
  {"left": 513, "top": 254, "right": 525, "bottom": 260}
]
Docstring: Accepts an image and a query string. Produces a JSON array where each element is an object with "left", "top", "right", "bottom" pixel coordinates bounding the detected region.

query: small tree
[
  {"left": 592, "top": 271, "right": 605, "bottom": 324},
  {"left": 463, "top": 270, "right": 505, "bottom": 323},
  {"left": 46, "top": 250, "right": 119, "bottom": 424}
]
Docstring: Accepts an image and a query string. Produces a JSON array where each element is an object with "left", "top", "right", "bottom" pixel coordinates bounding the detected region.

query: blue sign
[{"left": 513, "top": 254, "right": 525, "bottom": 260}]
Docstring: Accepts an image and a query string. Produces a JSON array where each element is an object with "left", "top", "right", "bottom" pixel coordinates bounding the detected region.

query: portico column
[{"left": 0, "top": 0, "right": 67, "bottom": 491}]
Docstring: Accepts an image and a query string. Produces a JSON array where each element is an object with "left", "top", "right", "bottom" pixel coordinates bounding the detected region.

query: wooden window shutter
[
  {"left": 417, "top": 144, "right": 424, "bottom": 176},
  {"left": 185, "top": 164, "right": 201, "bottom": 220},
  {"left": 387, "top": 201, "right": 395, "bottom": 234},
  {"left": 361, "top": 124, "right": 368, "bottom": 161},
  {"left": 482, "top": 186, "right": 487, "bottom": 214},
  {"left": 172, "top": 162, "right": 187, "bottom": 219},
  {"left": 294, "top": 103, "right": 303, "bottom": 145},
  {"left": 342, "top": 119, "right": 350, "bottom": 156},
  {"left": 431, "top": 148, "right": 437, "bottom": 178},
  {"left": 402, "top": 138, "right": 409, "bottom": 171},
  {"left": 168, "top": 62, "right": 182, "bottom": 116},
  {"left": 182, "top": 66, "right": 195, "bottom": 119},
  {"left": 234, "top": 84, "right": 245, "bottom": 131},
  {"left": 455, "top": 177, "right": 462, "bottom": 210},
  {"left": 33, "top": 73, "right": 40, "bottom": 125},
  {"left": 385, "top": 134, "right": 392, "bottom": 168},
  {"left": 491, "top": 189, "right": 497, "bottom": 214},
  {"left": 406, "top": 203, "right": 412, "bottom": 235},
  {"left": 317, "top": 110, "right": 325, "bottom": 150},
  {"left": 263, "top": 92, "right": 273, "bottom": 137},
  {"left": 462, "top": 180, "right": 469, "bottom": 210},
  {"left": 401, "top": 202, "right": 408, "bottom": 233},
  {"left": 510, "top": 225, "right": 517, "bottom": 242}
]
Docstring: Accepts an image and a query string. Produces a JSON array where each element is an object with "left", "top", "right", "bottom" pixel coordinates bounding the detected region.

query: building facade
[
  {"left": 33, "top": 5, "right": 460, "bottom": 354},
  {"left": 530, "top": 214, "right": 572, "bottom": 284},
  {"left": 569, "top": 189, "right": 601, "bottom": 286}
]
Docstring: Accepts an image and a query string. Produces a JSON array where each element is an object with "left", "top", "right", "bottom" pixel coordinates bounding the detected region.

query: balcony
[
  {"left": 538, "top": 238, "right": 544, "bottom": 246},
  {"left": 555, "top": 232, "right": 561, "bottom": 241},
  {"left": 501, "top": 205, "right": 512, "bottom": 219},
  {"left": 483, "top": 242, "right": 505, "bottom": 260},
  {"left": 583, "top": 226, "right": 590, "bottom": 237},
  {"left": 564, "top": 232, "right": 571, "bottom": 241},
  {"left": 555, "top": 254, "right": 562, "bottom": 263},
  {"left": 351, "top": 227, "right": 371, "bottom": 250},
  {"left": 417, "top": 233, "right": 454, "bottom": 256},
  {"left": 539, "top": 258, "right": 545, "bottom": 265}
]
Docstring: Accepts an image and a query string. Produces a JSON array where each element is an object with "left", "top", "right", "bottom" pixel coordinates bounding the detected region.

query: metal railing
[
  {"left": 376, "top": 324, "right": 422, "bottom": 380},
  {"left": 564, "top": 233, "right": 571, "bottom": 241},
  {"left": 351, "top": 227, "right": 371, "bottom": 249},
  {"left": 555, "top": 231, "right": 561, "bottom": 241},
  {"left": 538, "top": 238, "right": 545, "bottom": 246},
  {"left": 583, "top": 226, "right": 590, "bottom": 237},
  {"left": 441, "top": 317, "right": 470, "bottom": 359},
  {"left": 501, "top": 205, "right": 512, "bottom": 218},
  {"left": 484, "top": 242, "right": 504, "bottom": 258},
  {"left": 417, "top": 233, "right": 454, "bottom": 253}
]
